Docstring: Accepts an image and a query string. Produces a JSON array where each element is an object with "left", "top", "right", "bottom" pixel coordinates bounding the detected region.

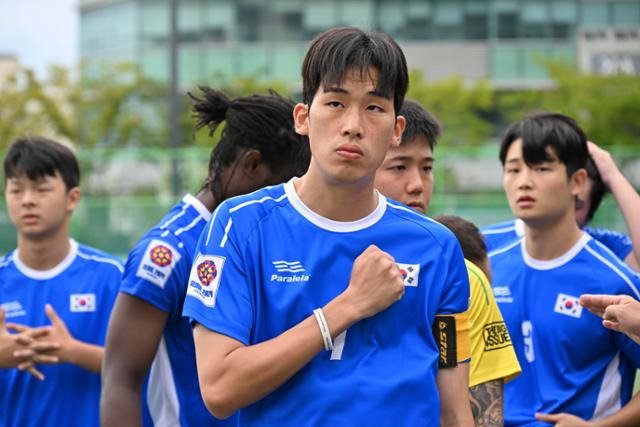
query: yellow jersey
[{"left": 465, "top": 259, "right": 521, "bottom": 387}]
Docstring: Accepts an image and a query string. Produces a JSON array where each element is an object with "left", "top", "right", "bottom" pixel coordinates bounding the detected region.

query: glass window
[
  {"left": 201, "top": 45, "right": 235, "bottom": 82},
  {"left": 270, "top": 46, "right": 306, "bottom": 81},
  {"left": 522, "top": 1, "right": 546, "bottom": 22},
  {"left": 581, "top": 2, "right": 609, "bottom": 28},
  {"left": 341, "top": 1, "right": 373, "bottom": 27},
  {"left": 141, "top": 0, "right": 169, "bottom": 39},
  {"left": 237, "top": 46, "right": 269, "bottom": 76},
  {"left": 407, "top": 0, "right": 432, "bottom": 18},
  {"left": 379, "top": 1, "right": 405, "bottom": 33},
  {"left": 497, "top": 12, "right": 519, "bottom": 38},
  {"left": 464, "top": 13, "right": 488, "bottom": 39},
  {"left": 203, "top": 0, "right": 234, "bottom": 40},
  {"left": 434, "top": 2, "right": 463, "bottom": 25},
  {"left": 141, "top": 47, "right": 169, "bottom": 82},
  {"left": 523, "top": 46, "right": 550, "bottom": 80},
  {"left": 304, "top": 2, "right": 338, "bottom": 29},
  {"left": 179, "top": 0, "right": 200, "bottom": 33},
  {"left": 550, "top": 0, "right": 577, "bottom": 22},
  {"left": 179, "top": 46, "right": 201, "bottom": 87},
  {"left": 492, "top": 44, "right": 520, "bottom": 81},
  {"left": 494, "top": 0, "right": 518, "bottom": 13},
  {"left": 612, "top": 1, "right": 640, "bottom": 27}
]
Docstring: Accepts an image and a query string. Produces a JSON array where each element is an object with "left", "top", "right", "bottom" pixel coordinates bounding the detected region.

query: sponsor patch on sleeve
[
  {"left": 70, "top": 294, "right": 96, "bottom": 312},
  {"left": 186, "top": 254, "right": 225, "bottom": 308},
  {"left": 135, "top": 239, "right": 182, "bottom": 288}
]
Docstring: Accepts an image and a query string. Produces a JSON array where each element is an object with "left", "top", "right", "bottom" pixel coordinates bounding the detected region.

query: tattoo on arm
[{"left": 469, "top": 379, "right": 504, "bottom": 427}]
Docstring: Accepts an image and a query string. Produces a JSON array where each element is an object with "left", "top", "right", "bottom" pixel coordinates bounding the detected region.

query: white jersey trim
[
  {"left": 284, "top": 179, "right": 386, "bottom": 233},
  {"left": 182, "top": 193, "right": 212, "bottom": 222},
  {"left": 482, "top": 223, "right": 516, "bottom": 235},
  {"left": 522, "top": 232, "right": 591, "bottom": 271},
  {"left": 488, "top": 238, "right": 522, "bottom": 258},
  {"left": 592, "top": 353, "right": 622, "bottom": 420},
  {"left": 514, "top": 218, "right": 525, "bottom": 237},
  {"left": 147, "top": 337, "right": 181, "bottom": 426},
  {"left": 585, "top": 244, "right": 640, "bottom": 299},
  {"left": 174, "top": 215, "right": 203, "bottom": 237},
  {"left": 12, "top": 239, "right": 78, "bottom": 280},
  {"left": 160, "top": 204, "right": 188, "bottom": 230},
  {"left": 77, "top": 250, "right": 124, "bottom": 274}
]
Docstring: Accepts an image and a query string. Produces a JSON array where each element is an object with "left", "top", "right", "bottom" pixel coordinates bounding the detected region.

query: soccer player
[
  {"left": 373, "top": 99, "right": 520, "bottom": 426},
  {"left": 183, "top": 27, "right": 473, "bottom": 426},
  {"left": 0, "top": 137, "right": 123, "bottom": 427},
  {"left": 489, "top": 113, "right": 640, "bottom": 426},
  {"left": 482, "top": 142, "right": 640, "bottom": 272},
  {"left": 100, "top": 88, "right": 310, "bottom": 426}
]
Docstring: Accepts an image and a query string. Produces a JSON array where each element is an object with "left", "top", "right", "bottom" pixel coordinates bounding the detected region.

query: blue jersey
[
  {"left": 482, "top": 219, "right": 633, "bottom": 261},
  {"left": 120, "top": 194, "right": 235, "bottom": 426},
  {"left": 0, "top": 240, "right": 122, "bottom": 427},
  {"left": 183, "top": 180, "right": 470, "bottom": 426},
  {"left": 490, "top": 233, "right": 640, "bottom": 426}
]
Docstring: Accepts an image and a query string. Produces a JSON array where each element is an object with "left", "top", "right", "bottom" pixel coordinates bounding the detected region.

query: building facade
[{"left": 79, "top": 0, "right": 640, "bottom": 88}]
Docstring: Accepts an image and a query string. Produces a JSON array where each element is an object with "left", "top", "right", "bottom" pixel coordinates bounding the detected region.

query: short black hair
[
  {"left": 584, "top": 156, "right": 606, "bottom": 223},
  {"left": 434, "top": 215, "right": 487, "bottom": 267},
  {"left": 499, "top": 113, "right": 588, "bottom": 177},
  {"left": 301, "top": 27, "right": 409, "bottom": 114},
  {"left": 4, "top": 137, "right": 80, "bottom": 190},
  {"left": 399, "top": 99, "right": 441, "bottom": 150},
  {"left": 190, "top": 86, "right": 310, "bottom": 200}
]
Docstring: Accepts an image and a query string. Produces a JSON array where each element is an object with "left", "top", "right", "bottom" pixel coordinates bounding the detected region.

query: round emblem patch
[
  {"left": 197, "top": 260, "right": 217, "bottom": 287},
  {"left": 150, "top": 245, "right": 173, "bottom": 267}
]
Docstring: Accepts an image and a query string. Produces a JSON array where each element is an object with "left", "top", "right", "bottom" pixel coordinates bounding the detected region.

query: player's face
[
  {"left": 294, "top": 68, "right": 405, "bottom": 185},
  {"left": 5, "top": 172, "right": 79, "bottom": 240},
  {"left": 503, "top": 138, "right": 583, "bottom": 225},
  {"left": 374, "top": 137, "right": 434, "bottom": 213}
]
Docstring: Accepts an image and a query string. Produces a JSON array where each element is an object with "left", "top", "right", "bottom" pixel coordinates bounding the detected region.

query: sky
[{"left": 0, "top": 0, "right": 78, "bottom": 76}]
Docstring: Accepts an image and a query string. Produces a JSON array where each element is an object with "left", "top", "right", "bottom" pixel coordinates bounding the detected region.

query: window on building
[
  {"left": 581, "top": 2, "right": 610, "bottom": 28},
  {"left": 612, "top": 1, "right": 640, "bottom": 28}
]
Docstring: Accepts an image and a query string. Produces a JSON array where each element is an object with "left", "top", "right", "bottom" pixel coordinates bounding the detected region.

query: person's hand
[
  {"left": 342, "top": 245, "right": 405, "bottom": 319},
  {"left": 13, "top": 304, "right": 78, "bottom": 370},
  {"left": 0, "top": 308, "right": 48, "bottom": 380},
  {"left": 535, "top": 412, "right": 593, "bottom": 426},
  {"left": 581, "top": 294, "right": 640, "bottom": 344},
  {"left": 587, "top": 141, "right": 621, "bottom": 188}
]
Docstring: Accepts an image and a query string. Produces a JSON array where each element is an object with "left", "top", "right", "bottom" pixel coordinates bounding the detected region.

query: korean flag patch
[
  {"left": 186, "top": 254, "right": 225, "bottom": 307},
  {"left": 70, "top": 294, "right": 96, "bottom": 312},
  {"left": 397, "top": 263, "right": 420, "bottom": 287},
  {"left": 554, "top": 293, "right": 583, "bottom": 318},
  {"left": 136, "top": 239, "right": 182, "bottom": 288}
]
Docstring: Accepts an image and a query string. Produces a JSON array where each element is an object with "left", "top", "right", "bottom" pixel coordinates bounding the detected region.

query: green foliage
[
  {"left": 497, "top": 62, "right": 640, "bottom": 146},
  {"left": 407, "top": 70, "right": 494, "bottom": 146}
]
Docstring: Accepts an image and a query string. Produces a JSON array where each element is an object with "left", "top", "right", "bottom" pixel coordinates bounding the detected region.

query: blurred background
[{"left": 0, "top": 0, "right": 639, "bottom": 257}]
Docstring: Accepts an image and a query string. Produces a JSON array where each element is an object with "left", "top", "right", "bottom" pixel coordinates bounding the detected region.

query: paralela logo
[
  {"left": 198, "top": 260, "right": 217, "bottom": 287},
  {"left": 150, "top": 245, "right": 173, "bottom": 267}
]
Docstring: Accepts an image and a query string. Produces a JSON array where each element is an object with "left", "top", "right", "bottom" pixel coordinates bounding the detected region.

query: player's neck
[
  {"left": 195, "top": 188, "right": 217, "bottom": 213},
  {"left": 16, "top": 227, "right": 72, "bottom": 271},
  {"left": 522, "top": 210, "right": 583, "bottom": 261},
  {"left": 294, "top": 170, "right": 379, "bottom": 222}
]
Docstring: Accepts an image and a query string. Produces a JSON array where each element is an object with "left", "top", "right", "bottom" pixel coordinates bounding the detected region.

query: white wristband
[{"left": 313, "top": 308, "right": 334, "bottom": 351}]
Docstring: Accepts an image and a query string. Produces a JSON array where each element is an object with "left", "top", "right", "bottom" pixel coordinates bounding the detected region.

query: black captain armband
[{"left": 432, "top": 312, "right": 470, "bottom": 369}]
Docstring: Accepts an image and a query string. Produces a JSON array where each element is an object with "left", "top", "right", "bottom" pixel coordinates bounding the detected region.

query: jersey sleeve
[
  {"left": 119, "top": 234, "right": 188, "bottom": 317},
  {"left": 466, "top": 261, "right": 521, "bottom": 387},
  {"left": 586, "top": 227, "right": 633, "bottom": 261},
  {"left": 182, "top": 203, "right": 254, "bottom": 345}
]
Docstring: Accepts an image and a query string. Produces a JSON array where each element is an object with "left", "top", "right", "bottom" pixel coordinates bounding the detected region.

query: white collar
[
  {"left": 13, "top": 239, "right": 78, "bottom": 280},
  {"left": 182, "top": 194, "right": 212, "bottom": 221},
  {"left": 522, "top": 232, "right": 591, "bottom": 270},
  {"left": 284, "top": 178, "right": 386, "bottom": 232}
]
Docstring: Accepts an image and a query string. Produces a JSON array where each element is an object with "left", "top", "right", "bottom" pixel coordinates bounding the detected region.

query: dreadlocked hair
[{"left": 189, "top": 86, "right": 310, "bottom": 201}]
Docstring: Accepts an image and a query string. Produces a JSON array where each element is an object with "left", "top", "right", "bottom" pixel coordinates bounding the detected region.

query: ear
[
  {"left": 66, "top": 187, "right": 81, "bottom": 212},
  {"left": 391, "top": 115, "right": 406, "bottom": 148},
  {"left": 293, "top": 103, "right": 310, "bottom": 136},
  {"left": 241, "top": 149, "right": 269, "bottom": 180},
  {"left": 570, "top": 168, "right": 588, "bottom": 197}
]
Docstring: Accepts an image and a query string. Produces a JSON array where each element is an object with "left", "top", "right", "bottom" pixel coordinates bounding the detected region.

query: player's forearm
[
  {"left": 100, "top": 382, "right": 144, "bottom": 427},
  {"left": 198, "top": 294, "right": 361, "bottom": 419},
  {"left": 591, "top": 392, "right": 640, "bottom": 427},
  {"left": 607, "top": 171, "right": 640, "bottom": 271},
  {"left": 469, "top": 379, "right": 504, "bottom": 427},
  {"left": 66, "top": 340, "right": 103, "bottom": 373},
  {"left": 437, "top": 364, "right": 474, "bottom": 427}
]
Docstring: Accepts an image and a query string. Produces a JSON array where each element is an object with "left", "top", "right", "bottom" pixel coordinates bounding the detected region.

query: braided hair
[{"left": 189, "top": 86, "right": 310, "bottom": 201}]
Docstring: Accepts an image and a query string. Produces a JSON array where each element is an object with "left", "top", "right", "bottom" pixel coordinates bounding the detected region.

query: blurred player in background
[
  {"left": 100, "top": 88, "right": 310, "bottom": 426},
  {"left": 374, "top": 99, "right": 520, "bottom": 426},
  {"left": 0, "top": 137, "right": 123, "bottom": 427}
]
